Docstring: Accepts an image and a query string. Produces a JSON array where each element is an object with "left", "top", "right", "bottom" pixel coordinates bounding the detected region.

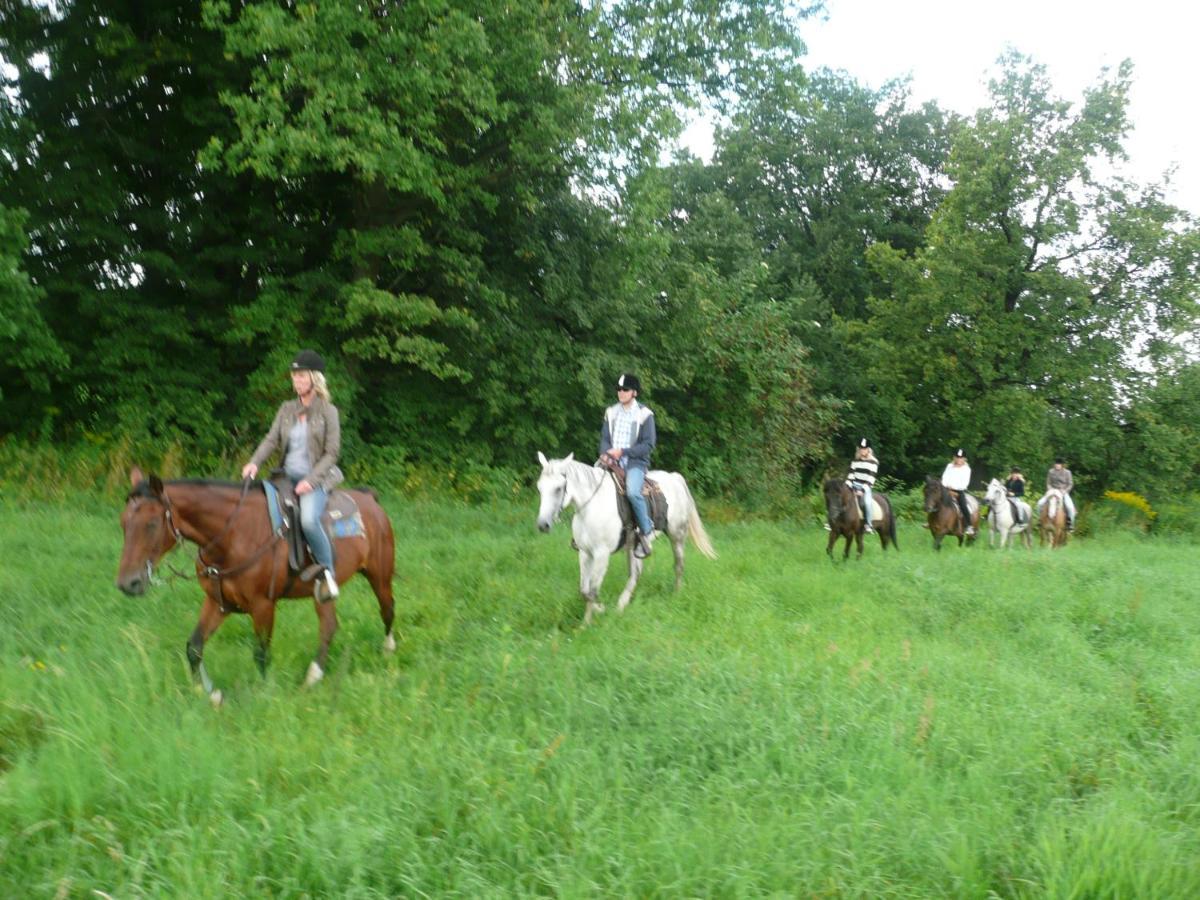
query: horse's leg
[
  {"left": 671, "top": 532, "right": 685, "bottom": 591},
  {"left": 305, "top": 599, "right": 339, "bottom": 687},
  {"left": 854, "top": 529, "right": 864, "bottom": 560},
  {"left": 826, "top": 529, "right": 839, "bottom": 560},
  {"left": 248, "top": 598, "right": 277, "bottom": 677},
  {"left": 363, "top": 550, "right": 397, "bottom": 653},
  {"left": 186, "top": 595, "right": 228, "bottom": 706},
  {"left": 616, "top": 548, "right": 643, "bottom": 613},
  {"left": 580, "top": 550, "right": 609, "bottom": 626}
]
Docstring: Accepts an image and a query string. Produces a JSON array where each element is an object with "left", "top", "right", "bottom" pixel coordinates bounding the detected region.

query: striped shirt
[{"left": 848, "top": 455, "right": 878, "bottom": 488}]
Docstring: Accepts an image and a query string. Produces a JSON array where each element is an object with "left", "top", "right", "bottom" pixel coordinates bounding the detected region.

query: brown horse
[
  {"left": 923, "top": 476, "right": 979, "bottom": 551},
  {"left": 823, "top": 479, "right": 899, "bottom": 560},
  {"left": 116, "top": 467, "right": 396, "bottom": 703},
  {"left": 1039, "top": 488, "right": 1069, "bottom": 548}
]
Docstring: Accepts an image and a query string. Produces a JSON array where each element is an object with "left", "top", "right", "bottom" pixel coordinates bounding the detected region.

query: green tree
[
  {"left": 200, "top": 0, "right": 822, "bottom": 473},
  {"left": 673, "top": 68, "right": 955, "bottom": 457},
  {"left": 854, "top": 53, "right": 1200, "bottom": 485},
  {"left": 0, "top": 0, "right": 278, "bottom": 453},
  {"left": 0, "top": 205, "right": 68, "bottom": 429}
]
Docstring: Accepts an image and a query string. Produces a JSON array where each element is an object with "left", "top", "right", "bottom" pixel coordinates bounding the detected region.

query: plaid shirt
[{"left": 610, "top": 403, "right": 639, "bottom": 465}]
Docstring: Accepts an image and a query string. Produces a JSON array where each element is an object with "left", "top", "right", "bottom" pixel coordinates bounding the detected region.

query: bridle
[{"left": 542, "top": 463, "right": 607, "bottom": 523}]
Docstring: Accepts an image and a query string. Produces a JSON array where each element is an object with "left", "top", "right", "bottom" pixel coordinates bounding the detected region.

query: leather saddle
[
  {"left": 265, "top": 473, "right": 365, "bottom": 581},
  {"left": 597, "top": 456, "right": 670, "bottom": 544}
]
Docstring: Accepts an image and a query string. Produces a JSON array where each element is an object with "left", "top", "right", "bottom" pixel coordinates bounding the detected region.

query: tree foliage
[
  {"left": 851, "top": 54, "right": 1200, "bottom": 486},
  {"left": 2, "top": 6, "right": 1197, "bottom": 501}
]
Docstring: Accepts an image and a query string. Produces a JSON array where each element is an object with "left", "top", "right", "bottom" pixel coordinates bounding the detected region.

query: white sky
[{"left": 681, "top": 0, "right": 1200, "bottom": 215}]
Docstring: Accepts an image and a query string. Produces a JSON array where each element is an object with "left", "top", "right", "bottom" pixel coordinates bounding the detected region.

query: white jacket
[{"left": 941, "top": 462, "right": 971, "bottom": 491}]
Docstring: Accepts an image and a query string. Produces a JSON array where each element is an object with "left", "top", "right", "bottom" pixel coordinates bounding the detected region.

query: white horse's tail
[{"left": 681, "top": 478, "right": 717, "bottom": 560}]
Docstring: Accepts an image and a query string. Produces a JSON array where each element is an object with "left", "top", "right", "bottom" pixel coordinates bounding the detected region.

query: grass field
[{"left": 2, "top": 492, "right": 1199, "bottom": 898}]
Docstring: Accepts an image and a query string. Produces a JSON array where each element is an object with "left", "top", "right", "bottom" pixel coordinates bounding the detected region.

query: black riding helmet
[{"left": 290, "top": 349, "right": 325, "bottom": 372}]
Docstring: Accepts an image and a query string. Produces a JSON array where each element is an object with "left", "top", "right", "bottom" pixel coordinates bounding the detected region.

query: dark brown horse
[
  {"left": 117, "top": 467, "right": 396, "bottom": 703},
  {"left": 923, "top": 476, "right": 980, "bottom": 551},
  {"left": 1039, "top": 488, "right": 1069, "bottom": 548},
  {"left": 823, "top": 479, "right": 899, "bottom": 560}
]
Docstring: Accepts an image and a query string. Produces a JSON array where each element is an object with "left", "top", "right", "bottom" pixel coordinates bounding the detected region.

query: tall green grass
[{"left": 2, "top": 494, "right": 1199, "bottom": 897}]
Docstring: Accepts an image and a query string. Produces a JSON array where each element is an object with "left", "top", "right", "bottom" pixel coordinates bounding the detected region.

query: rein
[
  {"left": 562, "top": 463, "right": 609, "bottom": 516},
  {"left": 157, "top": 480, "right": 285, "bottom": 608}
]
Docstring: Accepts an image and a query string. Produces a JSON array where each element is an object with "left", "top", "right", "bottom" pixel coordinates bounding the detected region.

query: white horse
[
  {"left": 985, "top": 478, "right": 1033, "bottom": 549},
  {"left": 536, "top": 452, "right": 717, "bottom": 625}
]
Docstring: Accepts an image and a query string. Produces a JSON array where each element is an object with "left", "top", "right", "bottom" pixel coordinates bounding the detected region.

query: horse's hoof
[
  {"left": 382, "top": 634, "right": 397, "bottom": 653},
  {"left": 210, "top": 690, "right": 224, "bottom": 708},
  {"left": 304, "top": 661, "right": 324, "bottom": 687}
]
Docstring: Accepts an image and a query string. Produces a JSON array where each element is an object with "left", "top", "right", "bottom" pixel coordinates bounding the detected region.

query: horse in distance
[
  {"left": 985, "top": 478, "right": 1033, "bottom": 550},
  {"left": 923, "top": 475, "right": 979, "bottom": 551},
  {"left": 822, "top": 478, "right": 898, "bottom": 561},
  {"left": 1039, "top": 488, "right": 1069, "bottom": 548}
]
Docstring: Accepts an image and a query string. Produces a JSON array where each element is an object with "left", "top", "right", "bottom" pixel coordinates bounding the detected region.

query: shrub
[{"left": 1080, "top": 491, "right": 1157, "bottom": 536}]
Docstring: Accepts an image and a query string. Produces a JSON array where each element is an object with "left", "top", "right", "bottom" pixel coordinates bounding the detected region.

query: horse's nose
[
  {"left": 117, "top": 573, "right": 146, "bottom": 596},
  {"left": 537, "top": 519, "right": 551, "bottom": 533}
]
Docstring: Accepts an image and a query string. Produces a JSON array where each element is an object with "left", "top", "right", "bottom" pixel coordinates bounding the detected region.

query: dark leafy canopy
[
  {"left": 196, "top": 0, "right": 823, "bottom": 475},
  {"left": 3, "top": 3, "right": 1198, "bottom": 502},
  {"left": 0, "top": 0, "right": 285, "bottom": 452},
  {"left": 0, "top": 205, "right": 68, "bottom": 416}
]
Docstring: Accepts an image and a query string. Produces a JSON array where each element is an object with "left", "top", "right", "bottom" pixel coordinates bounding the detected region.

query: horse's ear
[
  {"left": 565, "top": 452, "right": 574, "bottom": 463},
  {"left": 148, "top": 474, "right": 164, "bottom": 496},
  {"left": 130, "top": 466, "right": 144, "bottom": 487},
  {"left": 537, "top": 451, "right": 548, "bottom": 467}
]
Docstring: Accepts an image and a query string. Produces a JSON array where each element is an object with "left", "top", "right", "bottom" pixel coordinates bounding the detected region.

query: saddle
[
  {"left": 597, "top": 456, "right": 670, "bottom": 546},
  {"left": 264, "top": 472, "right": 366, "bottom": 581},
  {"left": 947, "top": 488, "right": 977, "bottom": 524},
  {"left": 1008, "top": 499, "right": 1029, "bottom": 525},
  {"left": 849, "top": 486, "right": 882, "bottom": 523}
]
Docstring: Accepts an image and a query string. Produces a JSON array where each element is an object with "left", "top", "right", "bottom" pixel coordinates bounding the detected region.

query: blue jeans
[
  {"left": 1037, "top": 491, "right": 1076, "bottom": 525},
  {"left": 625, "top": 466, "right": 653, "bottom": 535},
  {"left": 859, "top": 485, "right": 873, "bottom": 522},
  {"left": 299, "top": 486, "right": 334, "bottom": 570}
]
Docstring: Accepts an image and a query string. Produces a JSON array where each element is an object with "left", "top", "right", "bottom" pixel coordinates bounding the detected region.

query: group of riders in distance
[
  {"left": 826, "top": 439, "right": 1077, "bottom": 559},
  {"left": 116, "top": 355, "right": 1077, "bottom": 700}
]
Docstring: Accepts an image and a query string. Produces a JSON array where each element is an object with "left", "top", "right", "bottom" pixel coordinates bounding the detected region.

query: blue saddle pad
[{"left": 262, "top": 481, "right": 286, "bottom": 532}]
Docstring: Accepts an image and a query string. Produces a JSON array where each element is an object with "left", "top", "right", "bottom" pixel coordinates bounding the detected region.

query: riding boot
[
  {"left": 315, "top": 567, "right": 339, "bottom": 601},
  {"left": 633, "top": 530, "right": 653, "bottom": 559}
]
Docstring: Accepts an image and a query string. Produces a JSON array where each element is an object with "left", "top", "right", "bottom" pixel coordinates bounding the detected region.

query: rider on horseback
[
  {"left": 1038, "top": 458, "right": 1077, "bottom": 532},
  {"left": 241, "top": 349, "right": 343, "bottom": 600},
  {"left": 1005, "top": 466, "right": 1026, "bottom": 497},
  {"left": 600, "top": 373, "right": 657, "bottom": 559},
  {"left": 942, "top": 449, "right": 975, "bottom": 536},
  {"left": 847, "top": 438, "right": 878, "bottom": 534}
]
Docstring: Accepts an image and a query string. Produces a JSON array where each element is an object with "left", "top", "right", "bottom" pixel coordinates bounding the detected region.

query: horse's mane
[
  {"left": 127, "top": 477, "right": 248, "bottom": 501},
  {"left": 925, "top": 475, "right": 954, "bottom": 506}
]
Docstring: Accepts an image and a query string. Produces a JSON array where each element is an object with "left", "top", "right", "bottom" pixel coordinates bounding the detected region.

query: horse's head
[
  {"left": 536, "top": 451, "right": 574, "bottom": 532},
  {"left": 923, "top": 476, "right": 943, "bottom": 513},
  {"left": 985, "top": 478, "right": 1005, "bottom": 504},
  {"left": 116, "top": 466, "right": 179, "bottom": 595},
  {"left": 822, "top": 477, "right": 845, "bottom": 505}
]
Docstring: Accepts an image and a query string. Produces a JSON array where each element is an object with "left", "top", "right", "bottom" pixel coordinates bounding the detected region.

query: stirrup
[
  {"left": 633, "top": 532, "right": 652, "bottom": 559},
  {"left": 315, "top": 568, "right": 339, "bottom": 601}
]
